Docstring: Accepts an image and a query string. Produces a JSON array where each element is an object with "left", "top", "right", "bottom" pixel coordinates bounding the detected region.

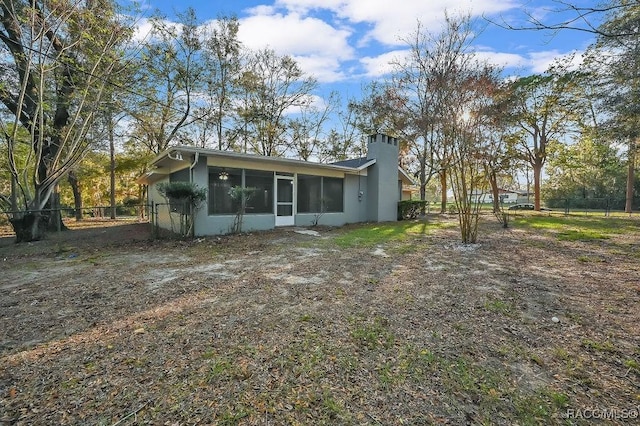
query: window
[
  {"left": 245, "top": 170, "right": 274, "bottom": 214},
  {"left": 208, "top": 168, "right": 274, "bottom": 215},
  {"left": 297, "top": 175, "right": 321, "bottom": 213},
  {"left": 208, "top": 167, "right": 242, "bottom": 215},
  {"left": 297, "top": 175, "right": 343, "bottom": 213},
  {"left": 323, "top": 177, "right": 344, "bottom": 212}
]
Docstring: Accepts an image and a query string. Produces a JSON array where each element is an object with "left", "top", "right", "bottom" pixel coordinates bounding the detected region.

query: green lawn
[
  {"left": 512, "top": 215, "right": 639, "bottom": 241},
  {"left": 332, "top": 219, "right": 454, "bottom": 248}
]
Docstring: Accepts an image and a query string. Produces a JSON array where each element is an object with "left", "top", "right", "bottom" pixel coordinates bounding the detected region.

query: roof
[
  {"left": 138, "top": 145, "right": 414, "bottom": 185},
  {"left": 331, "top": 157, "right": 375, "bottom": 168},
  {"left": 472, "top": 188, "right": 529, "bottom": 196}
]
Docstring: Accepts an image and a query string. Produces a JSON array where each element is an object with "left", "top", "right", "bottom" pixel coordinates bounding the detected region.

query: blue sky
[{"left": 134, "top": 0, "right": 598, "bottom": 100}]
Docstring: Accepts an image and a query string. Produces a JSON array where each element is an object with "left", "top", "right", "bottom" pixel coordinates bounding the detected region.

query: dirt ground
[{"left": 0, "top": 216, "right": 639, "bottom": 425}]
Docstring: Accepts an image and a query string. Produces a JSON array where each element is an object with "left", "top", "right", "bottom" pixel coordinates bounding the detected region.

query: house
[
  {"left": 139, "top": 133, "right": 414, "bottom": 236},
  {"left": 470, "top": 188, "right": 523, "bottom": 204}
]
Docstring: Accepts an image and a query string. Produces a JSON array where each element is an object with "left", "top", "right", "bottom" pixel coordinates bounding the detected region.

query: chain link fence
[
  {"left": 544, "top": 197, "right": 640, "bottom": 216},
  {"left": 0, "top": 204, "right": 152, "bottom": 238}
]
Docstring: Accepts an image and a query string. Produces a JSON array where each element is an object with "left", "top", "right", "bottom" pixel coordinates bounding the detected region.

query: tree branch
[{"left": 485, "top": 0, "right": 636, "bottom": 38}]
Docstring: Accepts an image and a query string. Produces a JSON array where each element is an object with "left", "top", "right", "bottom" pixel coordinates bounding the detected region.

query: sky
[{"left": 133, "top": 0, "right": 600, "bottom": 101}]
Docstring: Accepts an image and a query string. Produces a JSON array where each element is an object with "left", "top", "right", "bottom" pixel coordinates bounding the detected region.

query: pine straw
[{"left": 1, "top": 216, "right": 639, "bottom": 425}]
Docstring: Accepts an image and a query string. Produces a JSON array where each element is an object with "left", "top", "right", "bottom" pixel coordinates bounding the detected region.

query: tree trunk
[
  {"left": 46, "top": 189, "right": 68, "bottom": 232},
  {"left": 533, "top": 159, "right": 543, "bottom": 211},
  {"left": 625, "top": 139, "right": 636, "bottom": 213},
  {"left": 68, "top": 171, "right": 83, "bottom": 221},
  {"left": 419, "top": 155, "right": 427, "bottom": 215},
  {"left": 9, "top": 213, "right": 45, "bottom": 243},
  {"left": 10, "top": 174, "right": 17, "bottom": 213},
  {"left": 488, "top": 170, "right": 500, "bottom": 213},
  {"left": 440, "top": 169, "right": 447, "bottom": 213},
  {"left": 109, "top": 118, "right": 117, "bottom": 220},
  {"left": 138, "top": 184, "right": 148, "bottom": 219}
]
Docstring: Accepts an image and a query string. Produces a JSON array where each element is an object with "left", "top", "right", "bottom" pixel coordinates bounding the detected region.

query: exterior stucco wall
[
  {"left": 295, "top": 173, "right": 367, "bottom": 227},
  {"left": 295, "top": 213, "right": 345, "bottom": 227},
  {"left": 195, "top": 214, "right": 275, "bottom": 236},
  {"left": 148, "top": 175, "right": 174, "bottom": 231},
  {"left": 146, "top": 136, "right": 402, "bottom": 236},
  {"left": 345, "top": 173, "right": 368, "bottom": 223},
  {"left": 366, "top": 134, "right": 400, "bottom": 222},
  {"left": 189, "top": 156, "right": 277, "bottom": 235}
]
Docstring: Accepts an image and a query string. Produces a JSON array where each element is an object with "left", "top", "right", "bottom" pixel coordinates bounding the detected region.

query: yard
[{"left": 0, "top": 214, "right": 639, "bottom": 425}]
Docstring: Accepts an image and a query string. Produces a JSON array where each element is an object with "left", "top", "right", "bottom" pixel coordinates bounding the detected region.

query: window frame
[
  {"left": 208, "top": 167, "right": 274, "bottom": 216},
  {"left": 297, "top": 174, "right": 344, "bottom": 213}
]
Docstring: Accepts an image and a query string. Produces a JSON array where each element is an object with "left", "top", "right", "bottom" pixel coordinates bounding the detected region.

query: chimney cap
[{"left": 368, "top": 133, "right": 398, "bottom": 146}]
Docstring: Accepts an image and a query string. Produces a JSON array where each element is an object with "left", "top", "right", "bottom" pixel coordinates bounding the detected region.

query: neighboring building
[
  {"left": 470, "top": 188, "right": 523, "bottom": 204},
  {"left": 516, "top": 191, "right": 533, "bottom": 204},
  {"left": 138, "top": 133, "right": 414, "bottom": 236},
  {"left": 469, "top": 190, "right": 490, "bottom": 204}
]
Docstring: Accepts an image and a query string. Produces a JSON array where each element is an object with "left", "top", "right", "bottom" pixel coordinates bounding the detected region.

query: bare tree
[
  {"left": 196, "top": 15, "right": 242, "bottom": 150},
  {"left": 443, "top": 59, "right": 503, "bottom": 243},
  {"left": 481, "top": 82, "right": 521, "bottom": 216},
  {"left": 236, "top": 48, "right": 317, "bottom": 156},
  {"left": 389, "top": 14, "right": 479, "bottom": 214},
  {"left": 286, "top": 91, "right": 338, "bottom": 161},
  {"left": 322, "top": 94, "right": 368, "bottom": 162},
  {"left": 488, "top": 0, "right": 636, "bottom": 38}
]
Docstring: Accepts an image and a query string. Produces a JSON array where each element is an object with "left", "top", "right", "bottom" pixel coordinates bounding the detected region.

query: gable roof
[
  {"left": 138, "top": 145, "right": 413, "bottom": 185},
  {"left": 331, "top": 157, "right": 376, "bottom": 169}
]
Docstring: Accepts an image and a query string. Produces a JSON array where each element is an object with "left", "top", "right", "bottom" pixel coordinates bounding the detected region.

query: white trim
[{"left": 275, "top": 175, "right": 295, "bottom": 227}]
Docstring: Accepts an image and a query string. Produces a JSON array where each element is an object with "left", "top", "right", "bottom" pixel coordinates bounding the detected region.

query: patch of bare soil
[{"left": 0, "top": 216, "right": 639, "bottom": 425}]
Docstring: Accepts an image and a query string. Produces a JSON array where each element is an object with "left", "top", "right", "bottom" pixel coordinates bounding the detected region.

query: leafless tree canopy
[{"left": 487, "top": 0, "right": 638, "bottom": 38}]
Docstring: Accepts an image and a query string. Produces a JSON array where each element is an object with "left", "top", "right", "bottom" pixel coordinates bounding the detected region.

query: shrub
[
  {"left": 157, "top": 181, "right": 206, "bottom": 204},
  {"left": 156, "top": 181, "right": 207, "bottom": 237},
  {"left": 398, "top": 200, "right": 428, "bottom": 220}
]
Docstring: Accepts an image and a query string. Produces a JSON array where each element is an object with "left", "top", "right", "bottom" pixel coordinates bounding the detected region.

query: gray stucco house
[{"left": 139, "top": 133, "right": 413, "bottom": 236}]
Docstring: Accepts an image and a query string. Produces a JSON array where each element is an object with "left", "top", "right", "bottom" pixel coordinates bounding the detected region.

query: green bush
[
  {"left": 397, "top": 200, "right": 428, "bottom": 220},
  {"left": 157, "top": 181, "right": 206, "bottom": 203}
]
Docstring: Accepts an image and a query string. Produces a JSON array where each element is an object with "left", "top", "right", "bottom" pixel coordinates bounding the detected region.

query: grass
[
  {"left": 349, "top": 315, "right": 396, "bottom": 349},
  {"left": 624, "top": 359, "right": 640, "bottom": 372},
  {"left": 333, "top": 219, "right": 452, "bottom": 248},
  {"left": 512, "top": 215, "right": 638, "bottom": 241},
  {"left": 581, "top": 339, "right": 618, "bottom": 353},
  {"left": 484, "top": 298, "right": 516, "bottom": 317}
]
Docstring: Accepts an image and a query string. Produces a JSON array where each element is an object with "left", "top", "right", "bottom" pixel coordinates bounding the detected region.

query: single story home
[
  {"left": 139, "top": 133, "right": 414, "bottom": 236},
  {"left": 470, "top": 188, "right": 524, "bottom": 204}
]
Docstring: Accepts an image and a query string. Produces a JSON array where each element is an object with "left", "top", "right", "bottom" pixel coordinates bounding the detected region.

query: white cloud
[
  {"left": 274, "top": 0, "right": 343, "bottom": 14},
  {"left": 275, "top": 0, "right": 519, "bottom": 47},
  {"left": 234, "top": 0, "right": 533, "bottom": 85},
  {"left": 283, "top": 93, "right": 327, "bottom": 115},
  {"left": 238, "top": 11, "right": 354, "bottom": 82},
  {"left": 131, "top": 17, "right": 154, "bottom": 43},
  {"left": 360, "top": 50, "right": 410, "bottom": 78},
  {"left": 239, "top": 11, "right": 352, "bottom": 58},
  {"left": 472, "top": 43, "right": 586, "bottom": 74},
  {"left": 294, "top": 56, "right": 346, "bottom": 83},
  {"left": 245, "top": 4, "right": 278, "bottom": 16},
  {"left": 133, "top": 0, "right": 589, "bottom": 93},
  {"left": 130, "top": 16, "right": 183, "bottom": 44},
  {"left": 528, "top": 49, "right": 584, "bottom": 73},
  {"left": 474, "top": 50, "right": 528, "bottom": 70}
]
